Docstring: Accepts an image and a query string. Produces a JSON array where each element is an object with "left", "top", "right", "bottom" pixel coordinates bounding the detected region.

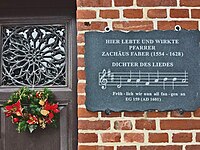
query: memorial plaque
[{"left": 85, "top": 31, "right": 200, "bottom": 112}]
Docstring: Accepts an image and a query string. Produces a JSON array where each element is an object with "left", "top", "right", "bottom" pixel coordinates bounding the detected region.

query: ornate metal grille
[{"left": 2, "top": 25, "right": 66, "bottom": 86}]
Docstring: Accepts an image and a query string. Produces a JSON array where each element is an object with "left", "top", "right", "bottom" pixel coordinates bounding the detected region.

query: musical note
[
  {"left": 172, "top": 77, "right": 177, "bottom": 89},
  {"left": 127, "top": 71, "right": 132, "bottom": 82},
  {"left": 182, "top": 71, "right": 187, "bottom": 83},
  {"left": 107, "top": 69, "right": 115, "bottom": 82},
  {"left": 136, "top": 70, "right": 141, "bottom": 86},
  {"left": 145, "top": 73, "right": 150, "bottom": 85},
  {"left": 111, "top": 73, "right": 115, "bottom": 82},
  {"left": 117, "top": 76, "right": 122, "bottom": 88},
  {"left": 154, "top": 70, "right": 159, "bottom": 83},
  {"left": 163, "top": 77, "right": 168, "bottom": 90},
  {"left": 99, "top": 69, "right": 108, "bottom": 90}
]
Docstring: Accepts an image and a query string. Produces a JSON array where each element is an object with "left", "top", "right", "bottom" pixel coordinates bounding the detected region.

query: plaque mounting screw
[
  {"left": 177, "top": 109, "right": 184, "bottom": 115},
  {"left": 105, "top": 26, "right": 110, "bottom": 32},
  {"left": 105, "top": 109, "right": 112, "bottom": 115},
  {"left": 175, "top": 25, "right": 181, "bottom": 31}
]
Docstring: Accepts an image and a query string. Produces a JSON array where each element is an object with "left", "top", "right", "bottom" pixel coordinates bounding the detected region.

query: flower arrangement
[{"left": 3, "top": 87, "right": 60, "bottom": 133}]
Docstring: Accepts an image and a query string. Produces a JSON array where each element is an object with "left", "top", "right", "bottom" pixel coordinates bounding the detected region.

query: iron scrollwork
[{"left": 2, "top": 25, "right": 66, "bottom": 86}]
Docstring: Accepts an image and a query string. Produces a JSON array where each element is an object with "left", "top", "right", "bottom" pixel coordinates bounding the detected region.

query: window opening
[{"left": 2, "top": 24, "right": 67, "bottom": 87}]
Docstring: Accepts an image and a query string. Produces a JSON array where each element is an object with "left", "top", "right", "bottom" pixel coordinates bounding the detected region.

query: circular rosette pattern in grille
[{"left": 2, "top": 25, "right": 66, "bottom": 86}]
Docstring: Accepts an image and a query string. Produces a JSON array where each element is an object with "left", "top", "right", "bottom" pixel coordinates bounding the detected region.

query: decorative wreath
[{"left": 3, "top": 87, "right": 60, "bottom": 133}]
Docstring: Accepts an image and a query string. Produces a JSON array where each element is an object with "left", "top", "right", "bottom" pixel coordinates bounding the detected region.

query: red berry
[{"left": 13, "top": 118, "right": 19, "bottom": 123}]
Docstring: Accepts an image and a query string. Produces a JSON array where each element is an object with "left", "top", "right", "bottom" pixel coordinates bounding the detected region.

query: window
[
  {"left": 2, "top": 24, "right": 66, "bottom": 86},
  {"left": 0, "top": 17, "right": 76, "bottom": 101}
]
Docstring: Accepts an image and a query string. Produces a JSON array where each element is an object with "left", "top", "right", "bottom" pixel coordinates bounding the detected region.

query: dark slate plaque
[{"left": 85, "top": 31, "right": 200, "bottom": 112}]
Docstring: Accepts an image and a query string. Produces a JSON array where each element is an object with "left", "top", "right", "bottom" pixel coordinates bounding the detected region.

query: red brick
[
  {"left": 78, "top": 108, "right": 98, "bottom": 118},
  {"left": 158, "top": 21, "right": 198, "bottom": 30},
  {"left": 113, "top": 21, "right": 153, "bottom": 31},
  {"left": 137, "top": 0, "right": 177, "bottom": 7},
  {"left": 77, "top": 46, "right": 85, "bottom": 55},
  {"left": 79, "top": 146, "right": 114, "bottom": 150},
  {"left": 114, "top": 0, "right": 133, "bottom": 6},
  {"left": 186, "top": 145, "right": 200, "bottom": 150},
  {"left": 192, "top": 9, "right": 200, "bottom": 18},
  {"left": 124, "top": 112, "right": 144, "bottom": 117},
  {"left": 101, "top": 112, "right": 121, "bottom": 117},
  {"left": 77, "top": 0, "right": 112, "bottom": 7},
  {"left": 172, "top": 133, "right": 192, "bottom": 143},
  {"left": 101, "top": 133, "right": 121, "bottom": 142},
  {"left": 78, "top": 133, "right": 98, "bottom": 143},
  {"left": 100, "top": 10, "right": 119, "bottom": 19},
  {"left": 161, "top": 120, "right": 200, "bottom": 130},
  {"left": 170, "top": 9, "right": 189, "bottom": 18},
  {"left": 117, "top": 146, "right": 136, "bottom": 150},
  {"left": 180, "top": 0, "right": 200, "bottom": 6},
  {"left": 114, "top": 120, "right": 132, "bottom": 130},
  {"left": 171, "top": 111, "right": 191, "bottom": 117},
  {"left": 77, "top": 22, "right": 108, "bottom": 31},
  {"left": 78, "top": 58, "right": 85, "bottom": 67},
  {"left": 148, "top": 9, "right": 167, "bottom": 18},
  {"left": 124, "top": 133, "right": 144, "bottom": 142},
  {"left": 78, "top": 70, "right": 86, "bottom": 80},
  {"left": 77, "top": 34, "right": 85, "bottom": 43},
  {"left": 77, "top": 83, "right": 86, "bottom": 93},
  {"left": 77, "top": 10, "right": 96, "bottom": 19},
  {"left": 78, "top": 120, "right": 110, "bottom": 130},
  {"left": 194, "top": 108, "right": 200, "bottom": 117},
  {"left": 147, "top": 112, "right": 167, "bottom": 118},
  {"left": 149, "top": 133, "right": 168, "bottom": 143},
  {"left": 78, "top": 95, "right": 86, "bottom": 105},
  {"left": 123, "top": 9, "right": 143, "bottom": 18},
  {"left": 196, "top": 133, "right": 200, "bottom": 142},
  {"left": 136, "top": 119, "right": 156, "bottom": 130},
  {"left": 141, "top": 146, "right": 182, "bottom": 150}
]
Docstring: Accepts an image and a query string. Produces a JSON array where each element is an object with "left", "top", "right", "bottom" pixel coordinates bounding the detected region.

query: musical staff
[{"left": 99, "top": 69, "right": 189, "bottom": 90}]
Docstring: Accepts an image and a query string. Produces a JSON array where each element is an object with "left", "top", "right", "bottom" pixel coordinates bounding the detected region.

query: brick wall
[{"left": 77, "top": 0, "right": 200, "bottom": 150}]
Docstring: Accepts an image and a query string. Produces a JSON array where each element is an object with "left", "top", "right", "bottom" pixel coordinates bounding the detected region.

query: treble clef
[{"left": 99, "top": 69, "right": 107, "bottom": 90}]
